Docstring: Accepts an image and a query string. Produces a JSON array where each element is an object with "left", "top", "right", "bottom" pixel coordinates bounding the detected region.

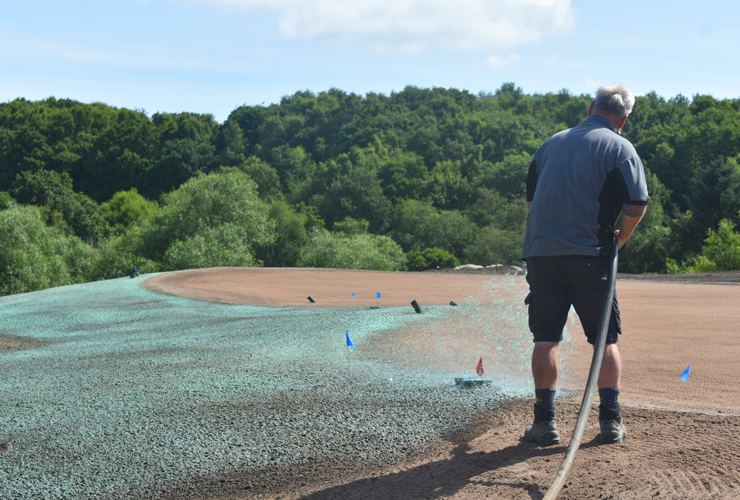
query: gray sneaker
[
  {"left": 524, "top": 405, "right": 561, "bottom": 446},
  {"left": 599, "top": 405, "right": 627, "bottom": 444}
]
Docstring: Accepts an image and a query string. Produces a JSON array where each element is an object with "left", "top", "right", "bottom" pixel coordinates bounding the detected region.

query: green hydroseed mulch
[{"left": 0, "top": 272, "right": 566, "bottom": 499}]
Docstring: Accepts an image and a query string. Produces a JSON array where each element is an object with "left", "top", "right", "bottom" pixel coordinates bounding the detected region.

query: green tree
[
  {"left": 295, "top": 201, "right": 325, "bottom": 232},
  {"left": 617, "top": 170, "right": 672, "bottom": 273},
  {"left": 232, "top": 158, "right": 282, "bottom": 200},
  {"left": 227, "top": 105, "right": 267, "bottom": 156},
  {"left": 405, "top": 247, "right": 460, "bottom": 271},
  {"left": 144, "top": 112, "right": 219, "bottom": 196},
  {"left": 298, "top": 230, "right": 405, "bottom": 271},
  {"left": 213, "top": 119, "right": 247, "bottom": 167},
  {"left": 333, "top": 217, "right": 370, "bottom": 235},
  {"left": 11, "top": 169, "right": 110, "bottom": 244},
  {"left": 388, "top": 200, "right": 439, "bottom": 252},
  {"left": 90, "top": 226, "right": 159, "bottom": 280},
  {"left": 0, "top": 206, "right": 96, "bottom": 295},
  {"left": 474, "top": 153, "right": 531, "bottom": 199},
  {"left": 422, "top": 160, "right": 474, "bottom": 210},
  {"left": 314, "top": 166, "right": 392, "bottom": 233},
  {"left": 146, "top": 137, "right": 215, "bottom": 197},
  {"left": 140, "top": 171, "right": 274, "bottom": 266},
  {"left": 100, "top": 188, "right": 158, "bottom": 234},
  {"left": 389, "top": 200, "right": 477, "bottom": 258},
  {"left": 257, "top": 201, "right": 310, "bottom": 267},
  {"left": 689, "top": 219, "right": 740, "bottom": 272},
  {"left": 463, "top": 226, "right": 525, "bottom": 266},
  {"left": 406, "top": 118, "right": 443, "bottom": 166},
  {"left": 163, "top": 224, "right": 260, "bottom": 270},
  {"left": 0, "top": 191, "right": 15, "bottom": 209},
  {"left": 690, "top": 157, "right": 740, "bottom": 238},
  {"left": 78, "top": 109, "right": 157, "bottom": 201},
  {"left": 377, "top": 152, "right": 429, "bottom": 202},
  {"left": 466, "top": 188, "right": 527, "bottom": 231},
  {"left": 268, "top": 145, "right": 315, "bottom": 191}
]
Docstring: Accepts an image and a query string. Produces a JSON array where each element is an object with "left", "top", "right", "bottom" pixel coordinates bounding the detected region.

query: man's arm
[
  {"left": 615, "top": 204, "right": 647, "bottom": 249},
  {"left": 526, "top": 159, "right": 537, "bottom": 210}
]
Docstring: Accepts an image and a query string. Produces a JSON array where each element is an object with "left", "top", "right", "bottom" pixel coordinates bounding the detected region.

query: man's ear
[{"left": 587, "top": 101, "right": 595, "bottom": 117}]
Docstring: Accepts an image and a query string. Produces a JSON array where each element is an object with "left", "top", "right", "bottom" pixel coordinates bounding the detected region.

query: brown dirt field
[
  {"left": 144, "top": 267, "right": 496, "bottom": 308},
  {"left": 146, "top": 268, "right": 740, "bottom": 500}
]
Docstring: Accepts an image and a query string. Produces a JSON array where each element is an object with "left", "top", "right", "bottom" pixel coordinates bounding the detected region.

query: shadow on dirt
[{"left": 297, "top": 434, "right": 567, "bottom": 500}]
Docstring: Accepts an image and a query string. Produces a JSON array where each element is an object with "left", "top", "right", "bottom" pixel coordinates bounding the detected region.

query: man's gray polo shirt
[{"left": 521, "top": 116, "right": 649, "bottom": 259}]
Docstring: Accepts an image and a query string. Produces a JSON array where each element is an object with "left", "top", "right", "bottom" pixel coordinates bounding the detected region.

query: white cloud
[
  {"left": 174, "top": 0, "right": 576, "bottom": 55},
  {"left": 482, "top": 53, "right": 521, "bottom": 69}
]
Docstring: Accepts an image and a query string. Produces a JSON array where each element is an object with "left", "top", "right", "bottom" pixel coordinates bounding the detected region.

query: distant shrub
[
  {"left": 90, "top": 227, "right": 160, "bottom": 280},
  {"left": 463, "top": 226, "right": 524, "bottom": 266},
  {"left": 0, "top": 191, "right": 15, "bottom": 209},
  {"left": 690, "top": 219, "right": 740, "bottom": 272},
  {"left": 332, "top": 217, "right": 370, "bottom": 235},
  {"left": 140, "top": 171, "right": 274, "bottom": 267},
  {"left": 163, "top": 224, "right": 258, "bottom": 270},
  {"left": 100, "top": 188, "right": 158, "bottom": 234},
  {"left": 405, "top": 247, "right": 460, "bottom": 271},
  {"left": 0, "top": 206, "right": 95, "bottom": 295},
  {"left": 298, "top": 230, "right": 405, "bottom": 271}
]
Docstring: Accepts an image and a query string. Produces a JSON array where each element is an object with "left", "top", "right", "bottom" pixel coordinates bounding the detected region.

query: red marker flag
[{"left": 476, "top": 357, "right": 484, "bottom": 377}]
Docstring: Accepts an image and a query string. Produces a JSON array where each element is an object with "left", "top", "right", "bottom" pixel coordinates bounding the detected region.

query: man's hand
[
  {"left": 615, "top": 204, "right": 647, "bottom": 249},
  {"left": 614, "top": 229, "right": 625, "bottom": 249}
]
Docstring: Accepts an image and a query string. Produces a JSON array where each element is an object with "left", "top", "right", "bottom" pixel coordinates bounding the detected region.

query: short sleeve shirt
[{"left": 521, "top": 116, "right": 649, "bottom": 259}]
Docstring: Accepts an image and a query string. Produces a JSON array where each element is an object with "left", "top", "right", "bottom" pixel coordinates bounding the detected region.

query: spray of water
[{"left": 360, "top": 274, "right": 582, "bottom": 398}]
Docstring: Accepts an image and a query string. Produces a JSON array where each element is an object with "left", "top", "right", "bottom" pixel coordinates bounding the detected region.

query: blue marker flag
[
  {"left": 376, "top": 292, "right": 381, "bottom": 298},
  {"left": 351, "top": 293, "right": 356, "bottom": 298},
  {"left": 346, "top": 331, "right": 355, "bottom": 350},
  {"left": 680, "top": 365, "right": 690, "bottom": 382}
]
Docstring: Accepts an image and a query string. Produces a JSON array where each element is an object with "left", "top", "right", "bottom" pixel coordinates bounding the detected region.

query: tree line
[{"left": 1, "top": 84, "right": 740, "bottom": 296}]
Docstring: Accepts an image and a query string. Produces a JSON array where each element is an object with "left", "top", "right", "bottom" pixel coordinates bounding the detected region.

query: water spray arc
[{"left": 543, "top": 240, "right": 619, "bottom": 500}]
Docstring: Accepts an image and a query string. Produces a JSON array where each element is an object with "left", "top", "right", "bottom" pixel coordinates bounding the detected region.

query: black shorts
[{"left": 525, "top": 256, "right": 621, "bottom": 345}]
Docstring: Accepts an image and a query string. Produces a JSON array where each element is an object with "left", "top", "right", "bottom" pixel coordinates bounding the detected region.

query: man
[{"left": 521, "top": 84, "right": 649, "bottom": 445}]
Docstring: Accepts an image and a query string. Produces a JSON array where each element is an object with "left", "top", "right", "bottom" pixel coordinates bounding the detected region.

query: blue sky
[{"left": 2, "top": 0, "right": 738, "bottom": 122}]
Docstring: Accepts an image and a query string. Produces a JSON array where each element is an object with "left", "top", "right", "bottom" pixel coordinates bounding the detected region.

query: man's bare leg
[
  {"left": 597, "top": 343, "right": 621, "bottom": 389},
  {"left": 525, "top": 341, "right": 561, "bottom": 445},
  {"left": 533, "top": 341, "right": 620, "bottom": 389},
  {"left": 595, "top": 343, "right": 626, "bottom": 443},
  {"left": 532, "top": 341, "right": 559, "bottom": 389}
]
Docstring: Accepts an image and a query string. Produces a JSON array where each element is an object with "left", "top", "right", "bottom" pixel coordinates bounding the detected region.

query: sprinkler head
[
  {"left": 455, "top": 377, "right": 492, "bottom": 389},
  {"left": 411, "top": 300, "right": 423, "bottom": 314}
]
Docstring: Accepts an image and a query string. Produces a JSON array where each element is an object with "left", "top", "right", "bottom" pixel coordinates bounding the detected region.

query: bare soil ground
[
  {"left": 147, "top": 268, "right": 740, "bottom": 500},
  {"left": 144, "top": 268, "right": 495, "bottom": 308}
]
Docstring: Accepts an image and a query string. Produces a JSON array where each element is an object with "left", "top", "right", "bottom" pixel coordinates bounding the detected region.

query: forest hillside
[{"left": 2, "top": 84, "right": 740, "bottom": 296}]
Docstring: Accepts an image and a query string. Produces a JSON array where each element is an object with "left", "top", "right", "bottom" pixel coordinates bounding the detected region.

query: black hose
[{"left": 542, "top": 240, "right": 619, "bottom": 500}]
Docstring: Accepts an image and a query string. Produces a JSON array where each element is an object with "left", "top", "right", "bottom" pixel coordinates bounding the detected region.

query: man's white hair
[{"left": 593, "top": 83, "right": 635, "bottom": 118}]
